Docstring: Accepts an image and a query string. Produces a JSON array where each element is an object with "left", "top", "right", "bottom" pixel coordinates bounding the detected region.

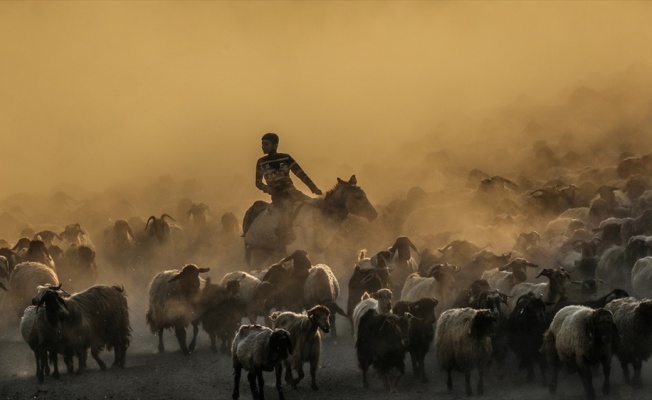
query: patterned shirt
[{"left": 255, "top": 152, "right": 318, "bottom": 195}]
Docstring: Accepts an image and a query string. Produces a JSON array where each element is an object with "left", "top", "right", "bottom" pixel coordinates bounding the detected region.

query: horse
[{"left": 243, "top": 175, "right": 378, "bottom": 270}]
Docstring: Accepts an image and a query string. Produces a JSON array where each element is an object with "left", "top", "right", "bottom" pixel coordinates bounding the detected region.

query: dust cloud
[{"left": 1, "top": 1, "right": 652, "bottom": 258}]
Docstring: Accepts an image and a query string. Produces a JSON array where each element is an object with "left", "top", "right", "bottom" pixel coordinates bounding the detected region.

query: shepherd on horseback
[{"left": 253, "top": 132, "right": 323, "bottom": 244}]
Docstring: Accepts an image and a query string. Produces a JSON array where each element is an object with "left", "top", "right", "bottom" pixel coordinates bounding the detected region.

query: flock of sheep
[{"left": 2, "top": 138, "right": 652, "bottom": 400}]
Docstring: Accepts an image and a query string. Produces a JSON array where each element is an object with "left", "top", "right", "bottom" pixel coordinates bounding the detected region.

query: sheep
[
  {"left": 435, "top": 307, "right": 497, "bottom": 396},
  {"left": 604, "top": 297, "right": 652, "bottom": 388},
  {"left": 386, "top": 237, "right": 419, "bottom": 298},
  {"left": 270, "top": 305, "right": 330, "bottom": 390},
  {"left": 507, "top": 292, "right": 549, "bottom": 385},
  {"left": 356, "top": 309, "right": 411, "bottom": 392},
  {"left": 146, "top": 264, "right": 210, "bottom": 354},
  {"left": 221, "top": 271, "right": 275, "bottom": 324},
  {"left": 303, "top": 264, "right": 346, "bottom": 337},
  {"left": 262, "top": 250, "right": 313, "bottom": 313},
  {"left": 199, "top": 278, "right": 245, "bottom": 354},
  {"left": 631, "top": 256, "right": 652, "bottom": 299},
  {"left": 36, "top": 284, "right": 131, "bottom": 372},
  {"left": 452, "top": 279, "right": 491, "bottom": 308},
  {"left": 346, "top": 249, "right": 391, "bottom": 325},
  {"left": 20, "top": 286, "right": 72, "bottom": 382},
  {"left": 469, "top": 290, "right": 510, "bottom": 367},
  {"left": 542, "top": 305, "right": 618, "bottom": 399},
  {"left": 7, "top": 261, "right": 60, "bottom": 318},
  {"left": 350, "top": 289, "right": 393, "bottom": 341},
  {"left": 231, "top": 324, "right": 293, "bottom": 400},
  {"left": 509, "top": 267, "right": 571, "bottom": 311},
  {"left": 57, "top": 245, "right": 98, "bottom": 293},
  {"left": 392, "top": 297, "right": 438, "bottom": 383},
  {"left": 401, "top": 263, "right": 459, "bottom": 315},
  {"left": 481, "top": 258, "right": 539, "bottom": 295},
  {"left": 22, "top": 240, "right": 56, "bottom": 271},
  {"left": 59, "top": 223, "right": 94, "bottom": 249}
]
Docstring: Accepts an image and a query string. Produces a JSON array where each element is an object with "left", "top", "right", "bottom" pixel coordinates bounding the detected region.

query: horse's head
[{"left": 328, "top": 175, "right": 378, "bottom": 222}]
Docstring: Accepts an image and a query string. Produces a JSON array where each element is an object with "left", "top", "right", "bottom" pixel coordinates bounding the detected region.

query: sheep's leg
[
  {"left": 247, "top": 371, "right": 259, "bottom": 399},
  {"left": 34, "top": 349, "right": 44, "bottom": 383},
  {"left": 49, "top": 350, "right": 60, "bottom": 379},
  {"left": 188, "top": 321, "right": 199, "bottom": 353},
  {"left": 282, "top": 359, "right": 294, "bottom": 387},
  {"left": 549, "top": 362, "right": 559, "bottom": 394},
  {"left": 381, "top": 371, "right": 390, "bottom": 391},
  {"left": 621, "top": 360, "right": 631, "bottom": 384},
  {"left": 524, "top": 356, "right": 535, "bottom": 383},
  {"left": 310, "top": 356, "right": 319, "bottom": 390},
  {"left": 579, "top": 367, "right": 596, "bottom": 400},
  {"left": 360, "top": 360, "right": 370, "bottom": 388},
  {"left": 410, "top": 351, "right": 419, "bottom": 379},
  {"left": 256, "top": 370, "right": 265, "bottom": 400},
  {"left": 275, "top": 363, "right": 285, "bottom": 400},
  {"left": 294, "top": 360, "right": 305, "bottom": 387},
  {"left": 157, "top": 328, "right": 165, "bottom": 353},
  {"left": 539, "top": 357, "right": 548, "bottom": 388},
  {"left": 329, "top": 311, "right": 338, "bottom": 338},
  {"left": 209, "top": 332, "right": 217, "bottom": 354},
  {"left": 464, "top": 372, "right": 472, "bottom": 396},
  {"left": 393, "top": 366, "right": 404, "bottom": 392},
  {"left": 477, "top": 369, "right": 485, "bottom": 396},
  {"left": 174, "top": 326, "right": 190, "bottom": 355},
  {"left": 64, "top": 352, "right": 74, "bottom": 374},
  {"left": 113, "top": 343, "right": 126, "bottom": 368},
  {"left": 602, "top": 358, "right": 611, "bottom": 395},
  {"left": 417, "top": 351, "right": 428, "bottom": 383},
  {"left": 632, "top": 360, "right": 643, "bottom": 389},
  {"left": 91, "top": 346, "right": 107, "bottom": 371},
  {"left": 232, "top": 365, "right": 241, "bottom": 400},
  {"left": 446, "top": 369, "right": 453, "bottom": 391},
  {"left": 76, "top": 348, "right": 88, "bottom": 374}
]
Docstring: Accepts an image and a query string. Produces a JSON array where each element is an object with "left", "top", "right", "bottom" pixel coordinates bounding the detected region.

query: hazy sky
[{"left": 2, "top": 1, "right": 652, "bottom": 197}]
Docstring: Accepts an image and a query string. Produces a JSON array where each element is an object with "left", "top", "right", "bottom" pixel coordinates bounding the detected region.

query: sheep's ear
[{"left": 198, "top": 267, "right": 210, "bottom": 273}]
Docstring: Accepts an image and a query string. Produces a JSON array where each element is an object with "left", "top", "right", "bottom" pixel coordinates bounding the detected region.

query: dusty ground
[{"left": 2, "top": 290, "right": 652, "bottom": 400}]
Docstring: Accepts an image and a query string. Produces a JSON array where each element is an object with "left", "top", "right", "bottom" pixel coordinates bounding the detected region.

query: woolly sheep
[
  {"left": 146, "top": 264, "right": 209, "bottom": 354},
  {"left": 435, "top": 308, "right": 496, "bottom": 396},
  {"left": 271, "top": 305, "right": 330, "bottom": 390},
  {"left": 481, "top": 258, "right": 539, "bottom": 295},
  {"left": 507, "top": 292, "right": 549, "bottom": 385},
  {"left": 200, "top": 278, "right": 245, "bottom": 354},
  {"left": 221, "top": 271, "right": 274, "bottom": 324},
  {"left": 304, "top": 264, "right": 346, "bottom": 337},
  {"left": 542, "top": 305, "right": 618, "bottom": 399},
  {"left": 37, "top": 285, "right": 131, "bottom": 373},
  {"left": 231, "top": 324, "right": 293, "bottom": 400},
  {"left": 401, "top": 264, "right": 459, "bottom": 315},
  {"left": 604, "top": 297, "right": 652, "bottom": 388},
  {"left": 631, "top": 256, "right": 652, "bottom": 299},
  {"left": 509, "top": 267, "right": 570, "bottom": 311},
  {"left": 350, "top": 289, "right": 393, "bottom": 341},
  {"left": 7, "top": 262, "right": 59, "bottom": 318}
]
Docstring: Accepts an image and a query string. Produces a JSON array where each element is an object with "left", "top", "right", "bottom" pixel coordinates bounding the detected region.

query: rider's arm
[
  {"left": 289, "top": 156, "right": 322, "bottom": 195},
  {"left": 255, "top": 160, "right": 272, "bottom": 194}
]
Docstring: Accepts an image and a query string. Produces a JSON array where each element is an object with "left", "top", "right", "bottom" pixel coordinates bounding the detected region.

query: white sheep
[
  {"left": 435, "top": 307, "right": 496, "bottom": 396},
  {"left": 271, "top": 305, "right": 330, "bottom": 390},
  {"left": 604, "top": 297, "right": 652, "bottom": 388},
  {"left": 7, "top": 261, "right": 59, "bottom": 318},
  {"left": 231, "top": 324, "right": 293, "bottom": 400},
  {"left": 481, "top": 258, "right": 539, "bottom": 295},
  {"left": 542, "top": 305, "right": 618, "bottom": 399},
  {"left": 304, "top": 264, "right": 346, "bottom": 337},
  {"left": 146, "top": 264, "right": 210, "bottom": 354},
  {"left": 401, "top": 264, "right": 458, "bottom": 316},
  {"left": 631, "top": 256, "right": 652, "bottom": 299},
  {"left": 350, "top": 289, "right": 393, "bottom": 341},
  {"left": 508, "top": 267, "right": 570, "bottom": 311}
]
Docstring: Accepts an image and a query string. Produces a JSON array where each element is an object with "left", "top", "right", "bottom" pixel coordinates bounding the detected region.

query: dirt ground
[{"left": 2, "top": 289, "right": 652, "bottom": 400}]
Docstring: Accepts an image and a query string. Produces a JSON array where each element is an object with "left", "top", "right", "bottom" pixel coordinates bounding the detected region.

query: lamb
[
  {"left": 435, "top": 308, "right": 496, "bottom": 396},
  {"left": 356, "top": 309, "right": 411, "bottom": 392},
  {"left": 146, "top": 264, "right": 210, "bottom": 354},
  {"left": 36, "top": 284, "right": 131, "bottom": 373},
  {"left": 542, "top": 305, "right": 618, "bottom": 399},
  {"left": 221, "top": 271, "right": 274, "bottom": 324},
  {"left": 231, "top": 324, "right": 293, "bottom": 400},
  {"left": 392, "top": 297, "right": 438, "bottom": 383},
  {"left": 7, "top": 261, "right": 60, "bottom": 318},
  {"left": 270, "top": 305, "right": 330, "bottom": 390},
  {"left": 604, "top": 297, "right": 652, "bottom": 388},
  {"left": 303, "top": 264, "right": 346, "bottom": 337}
]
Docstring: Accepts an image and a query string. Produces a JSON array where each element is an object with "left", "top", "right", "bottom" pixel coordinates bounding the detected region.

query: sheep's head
[
  {"left": 281, "top": 250, "right": 312, "bottom": 273},
  {"left": 371, "top": 288, "right": 393, "bottom": 315},
  {"left": 469, "top": 309, "right": 497, "bottom": 339},
  {"left": 33, "top": 287, "right": 69, "bottom": 328},
  {"left": 168, "top": 264, "right": 210, "bottom": 295},
  {"left": 269, "top": 329, "right": 293, "bottom": 362},
  {"left": 637, "top": 300, "right": 652, "bottom": 322},
  {"left": 308, "top": 305, "right": 331, "bottom": 333},
  {"left": 389, "top": 236, "right": 419, "bottom": 262},
  {"left": 589, "top": 308, "right": 618, "bottom": 347},
  {"left": 408, "top": 297, "right": 438, "bottom": 325}
]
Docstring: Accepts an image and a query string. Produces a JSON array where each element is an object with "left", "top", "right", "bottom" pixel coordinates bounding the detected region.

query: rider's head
[{"left": 261, "top": 133, "right": 279, "bottom": 155}]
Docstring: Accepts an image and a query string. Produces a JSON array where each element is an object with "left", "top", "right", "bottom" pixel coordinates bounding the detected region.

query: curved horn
[
  {"left": 145, "top": 216, "right": 156, "bottom": 230},
  {"left": 160, "top": 213, "right": 176, "bottom": 222},
  {"left": 407, "top": 238, "right": 420, "bottom": 256}
]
